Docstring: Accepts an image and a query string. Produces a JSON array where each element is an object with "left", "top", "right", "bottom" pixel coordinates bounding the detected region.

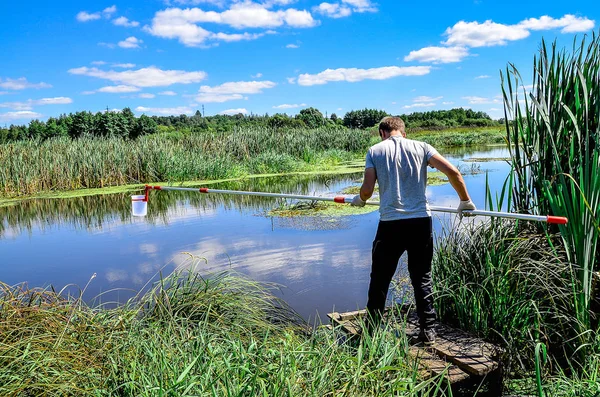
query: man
[{"left": 351, "top": 116, "right": 476, "bottom": 344}]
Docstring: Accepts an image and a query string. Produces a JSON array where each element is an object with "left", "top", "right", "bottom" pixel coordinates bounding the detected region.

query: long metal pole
[{"left": 142, "top": 185, "right": 568, "bottom": 224}]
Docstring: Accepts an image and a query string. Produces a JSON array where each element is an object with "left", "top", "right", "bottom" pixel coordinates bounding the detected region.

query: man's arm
[
  {"left": 428, "top": 154, "right": 471, "bottom": 201},
  {"left": 360, "top": 167, "right": 377, "bottom": 201},
  {"left": 351, "top": 167, "right": 376, "bottom": 207}
]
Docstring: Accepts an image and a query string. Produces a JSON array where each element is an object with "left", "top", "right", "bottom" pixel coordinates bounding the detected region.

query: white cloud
[
  {"left": 287, "top": 77, "right": 297, "bottom": 84},
  {"left": 518, "top": 14, "right": 594, "bottom": 33},
  {"left": 0, "top": 111, "right": 43, "bottom": 122},
  {"left": 404, "top": 46, "right": 469, "bottom": 64},
  {"left": 196, "top": 80, "right": 276, "bottom": 102},
  {"left": 444, "top": 20, "right": 530, "bottom": 47},
  {"left": 442, "top": 101, "right": 454, "bottom": 105},
  {"left": 146, "top": 5, "right": 316, "bottom": 47},
  {"left": 139, "top": 93, "right": 156, "bottom": 99},
  {"left": 76, "top": 11, "right": 101, "bottom": 22},
  {"left": 35, "top": 97, "right": 72, "bottom": 106},
  {"left": 314, "top": 0, "right": 376, "bottom": 18},
  {"left": 159, "top": 91, "right": 178, "bottom": 96},
  {"left": 103, "top": 5, "right": 117, "bottom": 17},
  {"left": 342, "top": 0, "right": 377, "bottom": 12},
  {"left": 0, "top": 97, "right": 72, "bottom": 111},
  {"left": 286, "top": 43, "right": 299, "bottom": 48},
  {"left": 297, "top": 66, "right": 431, "bottom": 86},
  {"left": 404, "top": 14, "right": 595, "bottom": 66},
  {"left": 135, "top": 106, "right": 195, "bottom": 115},
  {"left": 314, "top": 3, "right": 352, "bottom": 18},
  {"left": 200, "top": 80, "right": 276, "bottom": 94},
  {"left": 413, "top": 96, "right": 442, "bottom": 102},
  {"left": 211, "top": 32, "right": 267, "bottom": 42},
  {"left": 219, "top": 108, "right": 248, "bottom": 115},
  {"left": 119, "top": 36, "right": 143, "bottom": 49},
  {"left": 98, "top": 42, "right": 117, "bottom": 49},
  {"left": 195, "top": 93, "right": 245, "bottom": 102},
  {"left": 68, "top": 66, "right": 208, "bottom": 87},
  {"left": 462, "top": 96, "right": 501, "bottom": 104},
  {"left": 0, "top": 92, "right": 9, "bottom": 95},
  {"left": 273, "top": 103, "right": 306, "bottom": 109},
  {"left": 0, "top": 77, "right": 52, "bottom": 90},
  {"left": 475, "top": 75, "right": 490, "bottom": 79},
  {"left": 113, "top": 16, "right": 140, "bottom": 28},
  {"left": 91, "top": 61, "right": 107, "bottom": 65},
  {"left": 76, "top": 6, "right": 116, "bottom": 22},
  {"left": 98, "top": 85, "right": 142, "bottom": 93},
  {"left": 251, "top": 73, "right": 263, "bottom": 78},
  {"left": 81, "top": 91, "right": 96, "bottom": 95},
  {"left": 113, "top": 63, "right": 136, "bottom": 68},
  {"left": 262, "top": 0, "right": 297, "bottom": 7},
  {"left": 403, "top": 102, "right": 436, "bottom": 109}
]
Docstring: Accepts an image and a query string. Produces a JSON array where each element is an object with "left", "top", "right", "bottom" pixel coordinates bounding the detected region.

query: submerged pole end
[{"left": 547, "top": 215, "right": 568, "bottom": 225}]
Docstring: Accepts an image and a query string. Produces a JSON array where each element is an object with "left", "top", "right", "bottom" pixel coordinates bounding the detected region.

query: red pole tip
[
  {"left": 199, "top": 188, "right": 209, "bottom": 193},
  {"left": 547, "top": 216, "right": 568, "bottom": 225},
  {"left": 334, "top": 196, "right": 346, "bottom": 204}
]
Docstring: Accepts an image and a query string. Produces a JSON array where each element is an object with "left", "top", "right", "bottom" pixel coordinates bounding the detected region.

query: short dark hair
[{"left": 379, "top": 116, "right": 405, "bottom": 134}]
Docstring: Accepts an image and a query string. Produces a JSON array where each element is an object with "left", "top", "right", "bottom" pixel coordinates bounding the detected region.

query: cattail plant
[{"left": 501, "top": 33, "right": 599, "bottom": 348}]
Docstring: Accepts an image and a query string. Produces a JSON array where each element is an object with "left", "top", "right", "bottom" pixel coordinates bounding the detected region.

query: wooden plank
[
  {"left": 408, "top": 346, "right": 470, "bottom": 384},
  {"left": 328, "top": 307, "right": 501, "bottom": 379},
  {"left": 405, "top": 316, "right": 499, "bottom": 376}
]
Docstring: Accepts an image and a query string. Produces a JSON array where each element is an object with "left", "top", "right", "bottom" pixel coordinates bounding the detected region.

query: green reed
[
  {"left": 0, "top": 127, "right": 371, "bottom": 198},
  {"left": 0, "top": 260, "right": 448, "bottom": 397},
  {"left": 501, "top": 33, "right": 600, "bottom": 345}
]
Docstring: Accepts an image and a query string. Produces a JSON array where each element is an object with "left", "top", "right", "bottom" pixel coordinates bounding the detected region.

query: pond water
[{"left": 1, "top": 146, "right": 511, "bottom": 322}]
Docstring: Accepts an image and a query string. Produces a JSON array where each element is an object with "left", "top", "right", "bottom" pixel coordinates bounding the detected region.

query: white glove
[
  {"left": 351, "top": 195, "right": 366, "bottom": 207},
  {"left": 457, "top": 199, "right": 476, "bottom": 219}
]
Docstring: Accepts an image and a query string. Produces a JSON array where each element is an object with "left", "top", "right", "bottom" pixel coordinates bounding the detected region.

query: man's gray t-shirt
[{"left": 365, "top": 136, "right": 439, "bottom": 221}]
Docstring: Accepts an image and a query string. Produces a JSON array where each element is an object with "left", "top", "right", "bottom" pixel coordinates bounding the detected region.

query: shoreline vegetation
[{"left": 0, "top": 125, "right": 502, "bottom": 202}]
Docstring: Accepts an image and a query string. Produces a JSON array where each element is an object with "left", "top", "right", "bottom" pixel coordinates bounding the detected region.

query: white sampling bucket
[{"left": 131, "top": 195, "right": 148, "bottom": 217}]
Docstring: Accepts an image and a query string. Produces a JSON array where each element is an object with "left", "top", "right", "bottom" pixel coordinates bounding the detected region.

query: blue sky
[{"left": 0, "top": 0, "right": 597, "bottom": 124}]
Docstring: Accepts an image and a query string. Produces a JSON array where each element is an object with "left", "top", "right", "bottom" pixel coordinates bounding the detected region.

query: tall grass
[
  {"left": 501, "top": 34, "right": 600, "bottom": 344},
  {"left": 0, "top": 259, "right": 448, "bottom": 396},
  {"left": 433, "top": 219, "right": 572, "bottom": 370},
  {"left": 0, "top": 126, "right": 371, "bottom": 197}
]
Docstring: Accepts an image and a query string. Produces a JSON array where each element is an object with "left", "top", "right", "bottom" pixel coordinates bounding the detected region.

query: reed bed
[
  {"left": 0, "top": 261, "right": 449, "bottom": 397},
  {"left": 502, "top": 34, "right": 600, "bottom": 347},
  {"left": 0, "top": 127, "right": 371, "bottom": 198}
]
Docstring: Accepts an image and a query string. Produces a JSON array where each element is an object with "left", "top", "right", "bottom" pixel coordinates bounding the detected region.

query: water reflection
[{"left": 0, "top": 146, "right": 511, "bottom": 321}]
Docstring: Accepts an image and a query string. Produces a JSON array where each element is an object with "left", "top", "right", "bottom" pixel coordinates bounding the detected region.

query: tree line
[{"left": 0, "top": 107, "right": 500, "bottom": 143}]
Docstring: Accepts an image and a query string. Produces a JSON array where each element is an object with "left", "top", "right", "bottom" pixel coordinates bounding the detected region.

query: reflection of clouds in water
[
  {"left": 0, "top": 226, "right": 20, "bottom": 240},
  {"left": 139, "top": 243, "right": 158, "bottom": 256},
  {"left": 138, "top": 262, "right": 160, "bottom": 275},
  {"left": 105, "top": 269, "right": 128, "bottom": 283}
]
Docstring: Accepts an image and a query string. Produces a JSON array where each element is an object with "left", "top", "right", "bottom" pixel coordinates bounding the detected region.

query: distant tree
[
  {"left": 296, "top": 107, "right": 325, "bottom": 128},
  {"left": 343, "top": 109, "right": 389, "bottom": 129},
  {"left": 132, "top": 114, "right": 158, "bottom": 138},
  {"left": 70, "top": 111, "right": 95, "bottom": 138}
]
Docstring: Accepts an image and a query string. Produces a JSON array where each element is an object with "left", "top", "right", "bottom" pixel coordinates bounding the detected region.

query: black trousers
[{"left": 366, "top": 217, "right": 436, "bottom": 331}]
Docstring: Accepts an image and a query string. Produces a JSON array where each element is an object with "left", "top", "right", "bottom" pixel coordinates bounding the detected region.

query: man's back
[{"left": 366, "top": 136, "right": 438, "bottom": 221}]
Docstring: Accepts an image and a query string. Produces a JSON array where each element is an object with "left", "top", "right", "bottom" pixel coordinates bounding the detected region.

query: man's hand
[
  {"left": 351, "top": 195, "right": 366, "bottom": 207},
  {"left": 457, "top": 199, "right": 476, "bottom": 219}
]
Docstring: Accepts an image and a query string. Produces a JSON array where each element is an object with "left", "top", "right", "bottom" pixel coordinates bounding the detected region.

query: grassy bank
[
  {"left": 0, "top": 264, "right": 449, "bottom": 397},
  {"left": 0, "top": 126, "right": 504, "bottom": 200},
  {"left": 402, "top": 127, "right": 505, "bottom": 147},
  {"left": 0, "top": 127, "right": 371, "bottom": 198}
]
